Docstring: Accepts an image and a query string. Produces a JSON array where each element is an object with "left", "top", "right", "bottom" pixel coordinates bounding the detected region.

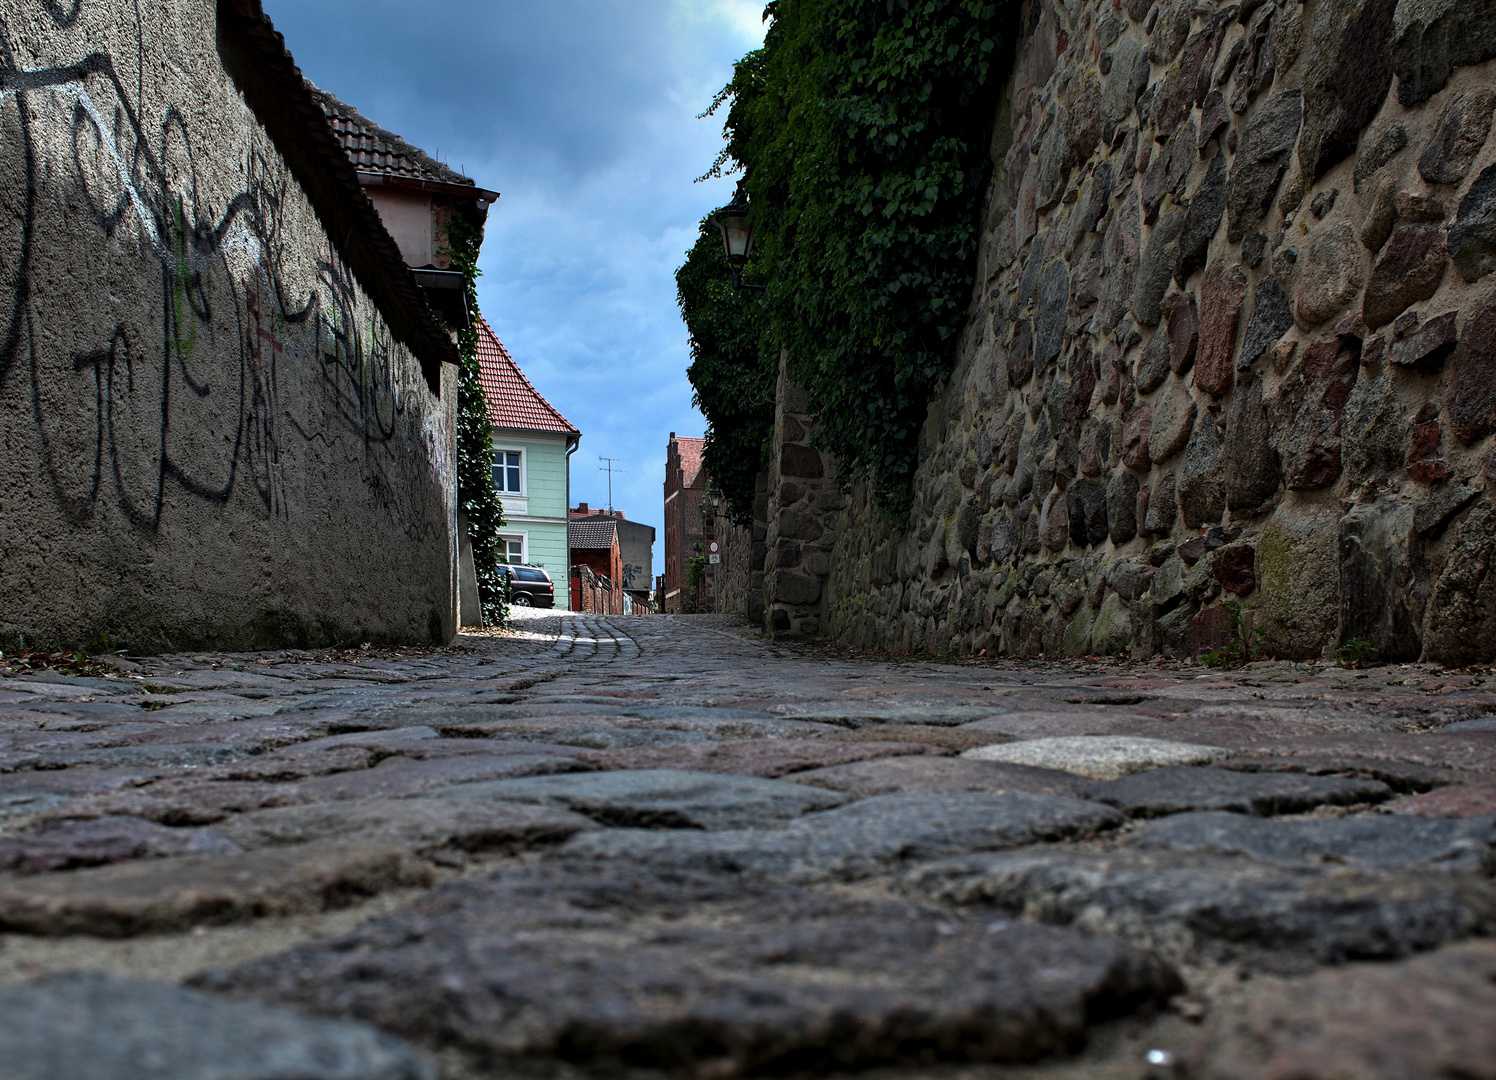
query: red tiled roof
[
  {"left": 673, "top": 436, "right": 706, "bottom": 489},
  {"left": 475, "top": 318, "right": 579, "bottom": 436}
]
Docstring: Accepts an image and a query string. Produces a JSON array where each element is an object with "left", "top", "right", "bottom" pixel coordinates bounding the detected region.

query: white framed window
[
  {"left": 499, "top": 534, "right": 527, "bottom": 564},
  {"left": 493, "top": 448, "right": 525, "bottom": 495}
]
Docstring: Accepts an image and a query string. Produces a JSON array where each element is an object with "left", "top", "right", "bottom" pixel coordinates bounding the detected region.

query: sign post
[{"left": 707, "top": 541, "right": 721, "bottom": 611}]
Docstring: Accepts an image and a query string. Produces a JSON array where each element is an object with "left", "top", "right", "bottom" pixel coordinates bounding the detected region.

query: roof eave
[{"left": 217, "top": 0, "right": 460, "bottom": 393}]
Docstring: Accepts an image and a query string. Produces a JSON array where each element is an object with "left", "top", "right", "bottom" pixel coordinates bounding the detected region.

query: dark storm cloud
[{"left": 262, "top": 1, "right": 765, "bottom": 547}]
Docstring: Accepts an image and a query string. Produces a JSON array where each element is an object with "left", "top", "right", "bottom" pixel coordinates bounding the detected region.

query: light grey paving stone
[
  {"left": 0, "top": 972, "right": 434, "bottom": 1080},
  {"left": 195, "top": 860, "right": 1180, "bottom": 1076},
  {"left": 1134, "top": 811, "right": 1496, "bottom": 872},
  {"left": 962, "top": 736, "right": 1230, "bottom": 779},
  {"left": 562, "top": 793, "right": 1124, "bottom": 882},
  {"left": 1083, "top": 766, "right": 1392, "bottom": 817},
  {"left": 428, "top": 768, "right": 847, "bottom": 829},
  {"left": 213, "top": 796, "right": 597, "bottom": 853},
  {"left": 902, "top": 848, "right": 1496, "bottom": 970}
]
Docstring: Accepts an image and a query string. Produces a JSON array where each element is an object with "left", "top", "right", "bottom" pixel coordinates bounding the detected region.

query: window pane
[{"left": 507, "top": 466, "right": 520, "bottom": 492}]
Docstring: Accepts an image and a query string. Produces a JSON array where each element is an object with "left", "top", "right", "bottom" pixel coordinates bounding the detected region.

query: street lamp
[{"left": 711, "top": 183, "right": 766, "bottom": 292}]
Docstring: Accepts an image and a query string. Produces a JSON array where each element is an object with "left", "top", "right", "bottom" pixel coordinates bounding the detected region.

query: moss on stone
[{"left": 1256, "top": 510, "right": 1338, "bottom": 661}]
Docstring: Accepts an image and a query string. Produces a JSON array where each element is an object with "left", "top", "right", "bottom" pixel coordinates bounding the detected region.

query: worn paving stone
[
  {"left": 0, "top": 816, "right": 239, "bottom": 873},
  {"left": 1082, "top": 766, "right": 1391, "bottom": 818},
  {"left": 293, "top": 751, "right": 592, "bottom": 801},
  {"left": 1235, "top": 730, "right": 1496, "bottom": 777},
  {"left": 792, "top": 756, "right": 1088, "bottom": 798},
  {"left": 0, "top": 972, "right": 434, "bottom": 1080},
  {"left": 0, "top": 841, "right": 434, "bottom": 936},
  {"left": 574, "top": 738, "right": 938, "bottom": 778},
  {"left": 958, "top": 711, "right": 1145, "bottom": 739},
  {"left": 1391, "top": 782, "right": 1496, "bottom": 819},
  {"left": 194, "top": 860, "right": 1181, "bottom": 1076},
  {"left": 1134, "top": 810, "right": 1496, "bottom": 873},
  {"left": 562, "top": 793, "right": 1123, "bottom": 882},
  {"left": 902, "top": 848, "right": 1496, "bottom": 969},
  {"left": 0, "top": 769, "right": 152, "bottom": 821},
  {"left": 1190, "top": 940, "right": 1496, "bottom": 1080},
  {"left": 1218, "top": 754, "right": 1479, "bottom": 794},
  {"left": 426, "top": 768, "right": 848, "bottom": 829},
  {"left": 211, "top": 797, "right": 598, "bottom": 856},
  {"left": 962, "top": 735, "right": 1229, "bottom": 779},
  {"left": 49, "top": 778, "right": 321, "bottom": 826}
]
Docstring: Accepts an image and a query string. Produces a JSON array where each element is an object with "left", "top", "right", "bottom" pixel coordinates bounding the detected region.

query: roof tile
[
  {"left": 569, "top": 518, "right": 617, "bottom": 550},
  {"left": 309, "top": 84, "right": 477, "bottom": 189},
  {"left": 476, "top": 318, "right": 579, "bottom": 436}
]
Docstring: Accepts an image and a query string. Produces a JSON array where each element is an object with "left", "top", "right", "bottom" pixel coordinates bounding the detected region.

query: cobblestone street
[{"left": 2, "top": 612, "right": 1494, "bottom": 1079}]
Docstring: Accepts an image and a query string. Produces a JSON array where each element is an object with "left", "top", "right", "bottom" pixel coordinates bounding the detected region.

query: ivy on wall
[
  {"left": 685, "top": 0, "right": 1009, "bottom": 510},
  {"left": 447, "top": 211, "right": 509, "bottom": 626},
  {"left": 677, "top": 222, "right": 776, "bottom": 524}
]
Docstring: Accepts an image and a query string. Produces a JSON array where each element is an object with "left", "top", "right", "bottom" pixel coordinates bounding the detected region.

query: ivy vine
[
  {"left": 448, "top": 210, "right": 509, "bottom": 626},
  {"left": 684, "top": 0, "right": 1010, "bottom": 511}
]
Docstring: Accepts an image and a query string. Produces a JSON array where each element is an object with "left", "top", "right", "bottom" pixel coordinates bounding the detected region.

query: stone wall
[
  {"left": 817, "top": 0, "right": 1496, "bottom": 665},
  {"left": 0, "top": 1, "right": 458, "bottom": 651},
  {"left": 763, "top": 356, "right": 845, "bottom": 637}
]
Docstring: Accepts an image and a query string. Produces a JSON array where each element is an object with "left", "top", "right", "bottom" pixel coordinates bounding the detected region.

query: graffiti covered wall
[
  {"left": 817, "top": 0, "right": 1496, "bottom": 665},
  {"left": 0, "top": 0, "right": 458, "bottom": 651}
]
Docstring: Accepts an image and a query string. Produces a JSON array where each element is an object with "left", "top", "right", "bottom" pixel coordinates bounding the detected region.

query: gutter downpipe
[{"left": 565, "top": 434, "right": 580, "bottom": 611}]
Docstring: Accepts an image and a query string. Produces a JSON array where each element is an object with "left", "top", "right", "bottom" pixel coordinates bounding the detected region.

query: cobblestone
[{"left": 0, "top": 610, "right": 1493, "bottom": 1077}]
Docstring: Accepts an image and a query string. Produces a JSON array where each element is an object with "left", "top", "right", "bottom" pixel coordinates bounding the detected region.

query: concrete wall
[
  {"left": 0, "top": 1, "right": 458, "bottom": 651},
  {"left": 615, "top": 518, "right": 655, "bottom": 594},
  {"left": 799, "top": 0, "right": 1496, "bottom": 665}
]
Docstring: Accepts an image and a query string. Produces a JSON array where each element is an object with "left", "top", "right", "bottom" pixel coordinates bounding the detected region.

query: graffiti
[{"left": 0, "top": 4, "right": 450, "bottom": 546}]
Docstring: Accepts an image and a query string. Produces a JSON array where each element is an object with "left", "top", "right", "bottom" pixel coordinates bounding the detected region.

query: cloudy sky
[{"left": 262, "top": 0, "right": 765, "bottom": 558}]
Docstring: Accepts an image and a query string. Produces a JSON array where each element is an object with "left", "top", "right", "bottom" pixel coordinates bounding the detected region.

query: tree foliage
[
  {"left": 677, "top": 223, "right": 776, "bottom": 525},
  {"left": 684, "top": 0, "right": 1009, "bottom": 510},
  {"left": 448, "top": 211, "right": 509, "bottom": 626}
]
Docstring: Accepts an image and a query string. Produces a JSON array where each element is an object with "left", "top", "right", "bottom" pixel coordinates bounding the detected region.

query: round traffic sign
[{"left": 708, "top": 540, "right": 720, "bottom": 554}]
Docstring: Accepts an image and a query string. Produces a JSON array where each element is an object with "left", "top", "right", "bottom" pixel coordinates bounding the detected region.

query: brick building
[
  {"left": 663, "top": 434, "right": 712, "bottom": 613},
  {"left": 572, "top": 504, "right": 655, "bottom": 613},
  {"left": 568, "top": 515, "right": 624, "bottom": 615}
]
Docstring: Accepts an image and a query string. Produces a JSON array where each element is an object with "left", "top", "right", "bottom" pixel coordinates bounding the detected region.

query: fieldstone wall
[
  {"left": 763, "top": 357, "right": 845, "bottom": 637},
  {"left": 821, "top": 0, "right": 1496, "bottom": 665},
  {"left": 0, "top": 1, "right": 458, "bottom": 651},
  {"left": 711, "top": 472, "right": 767, "bottom": 622}
]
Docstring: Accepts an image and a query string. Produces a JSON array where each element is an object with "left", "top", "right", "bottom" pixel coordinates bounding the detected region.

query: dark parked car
[{"left": 498, "top": 564, "right": 555, "bottom": 608}]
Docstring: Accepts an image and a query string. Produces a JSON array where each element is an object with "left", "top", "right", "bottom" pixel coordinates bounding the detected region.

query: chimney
[{"left": 577, "top": 502, "right": 589, "bottom": 514}]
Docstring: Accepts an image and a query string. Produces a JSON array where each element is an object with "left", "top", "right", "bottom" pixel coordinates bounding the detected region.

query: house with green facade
[{"left": 476, "top": 319, "right": 580, "bottom": 605}]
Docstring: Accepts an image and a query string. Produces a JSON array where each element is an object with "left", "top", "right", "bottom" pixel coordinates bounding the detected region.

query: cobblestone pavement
[{"left": 1, "top": 611, "right": 1494, "bottom": 1079}]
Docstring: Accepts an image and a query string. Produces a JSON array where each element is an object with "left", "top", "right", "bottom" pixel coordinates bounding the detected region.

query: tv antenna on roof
[{"left": 599, "top": 457, "right": 627, "bottom": 513}]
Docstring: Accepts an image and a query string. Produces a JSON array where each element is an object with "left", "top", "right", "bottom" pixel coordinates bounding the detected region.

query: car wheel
[{"left": 511, "top": 594, "right": 532, "bottom": 607}]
